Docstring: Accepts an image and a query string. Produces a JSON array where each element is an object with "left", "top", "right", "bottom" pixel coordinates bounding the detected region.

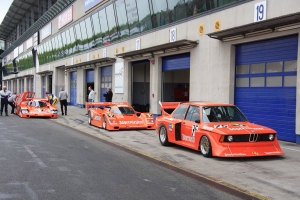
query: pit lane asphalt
[{"left": 51, "top": 106, "right": 300, "bottom": 200}]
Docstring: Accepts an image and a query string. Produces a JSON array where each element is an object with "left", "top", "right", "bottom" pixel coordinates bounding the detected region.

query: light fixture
[
  {"left": 275, "top": 22, "right": 300, "bottom": 32},
  {"left": 222, "top": 35, "right": 244, "bottom": 42},
  {"left": 142, "top": 53, "right": 152, "bottom": 57},
  {"left": 245, "top": 29, "right": 273, "bottom": 37},
  {"left": 153, "top": 50, "right": 164, "bottom": 55},
  {"left": 165, "top": 48, "right": 178, "bottom": 53}
]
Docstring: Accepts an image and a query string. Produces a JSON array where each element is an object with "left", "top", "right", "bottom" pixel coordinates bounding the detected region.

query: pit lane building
[{"left": 0, "top": 0, "right": 300, "bottom": 143}]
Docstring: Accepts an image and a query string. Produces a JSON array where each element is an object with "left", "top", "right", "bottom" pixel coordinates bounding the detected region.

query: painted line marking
[
  {"left": 24, "top": 145, "right": 47, "bottom": 167},
  {"left": 281, "top": 147, "right": 300, "bottom": 152}
]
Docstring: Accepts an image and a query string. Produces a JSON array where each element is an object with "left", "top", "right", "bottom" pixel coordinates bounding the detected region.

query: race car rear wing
[
  {"left": 85, "top": 102, "right": 129, "bottom": 110},
  {"left": 159, "top": 101, "right": 181, "bottom": 116},
  {"left": 15, "top": 92, "right": 35, "bottom": 105}
]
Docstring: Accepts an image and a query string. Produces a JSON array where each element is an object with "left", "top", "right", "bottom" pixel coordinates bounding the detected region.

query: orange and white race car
[
  {"left": 86, "top": 102, "right": 155, "bottom": 130},
  {"left": 156, "top": 101, "right": 284, "bottom": 158},
  {"left": 15, "top": 92, "right": 58, "bottom": 118}
]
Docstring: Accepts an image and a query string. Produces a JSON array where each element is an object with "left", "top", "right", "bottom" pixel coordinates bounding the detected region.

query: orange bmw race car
[
  {"left": 15, "top": 92, "right": 58, "bottom": 118},
  {"left": 156, "top": 101, "right": 284, "bottom": 158},
  {"left": 86, "top": 102, "right": 155, "bottom": 130}
]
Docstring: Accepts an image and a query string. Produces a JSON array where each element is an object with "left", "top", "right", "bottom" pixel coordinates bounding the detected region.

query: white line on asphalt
[
  {"left": 281, "top": 147, "right": 300, "bottom": 152},
  {"left": 24, "top": 145, "right": 47, "bottom": 167}
]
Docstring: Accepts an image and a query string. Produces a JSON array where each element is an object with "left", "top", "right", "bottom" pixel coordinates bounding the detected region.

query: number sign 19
[{"left": 254, "top": 1, "right": 266, "bottom": 22}]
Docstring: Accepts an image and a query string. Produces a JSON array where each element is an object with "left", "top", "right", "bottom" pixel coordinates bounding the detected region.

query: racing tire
[
  {"left": 88, "top": 111, "right": 92, "bottom": 125},
  {"left": 159, "top": 125, "right": 170, "bottom": 146},
  {"left": 200, "top": 135, "right": 212, "bottom": 158},
  {"left": 102, "top": 115, "right": 107, "bottom": 130}
]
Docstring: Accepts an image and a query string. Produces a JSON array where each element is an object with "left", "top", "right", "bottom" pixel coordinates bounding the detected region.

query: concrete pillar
[
  {"left": 77, "top": 69, "right": 85, "bottom": 107},
  {"left": 17, "top": 79, "right": 20, "bottom": 94},
  {"left": 149, "top": 56, "right": 162, "bottom": 115},
  {"left": 24, "top": 77, "right": 28, "bottom": 91}
]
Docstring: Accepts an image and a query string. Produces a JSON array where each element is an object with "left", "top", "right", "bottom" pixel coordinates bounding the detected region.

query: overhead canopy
[
  {"left": 0, "top": 0, "right": 76, "bottom": 59},
  {"left": 207, "top": 12, "right": 300, "bottom": 41},
  {"left": 61, "top": 57, "right": 117, "bottom": 70},
  {"left": 116, "top": 40, "right": 199, "bottom": 59}
]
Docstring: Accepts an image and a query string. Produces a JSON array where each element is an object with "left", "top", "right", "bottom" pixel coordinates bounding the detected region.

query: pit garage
[{"left": 235, "top": 35, "right": 298, "bottom": 142}]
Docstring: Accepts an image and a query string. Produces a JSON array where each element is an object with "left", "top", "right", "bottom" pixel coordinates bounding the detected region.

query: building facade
[{"left": 1, "top": 0, "right": 300, "bottom": 143}]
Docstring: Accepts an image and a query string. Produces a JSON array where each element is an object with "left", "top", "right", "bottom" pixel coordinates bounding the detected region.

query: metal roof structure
[{"left": 0, "top": 0, "right": 76, "bottom": 59}]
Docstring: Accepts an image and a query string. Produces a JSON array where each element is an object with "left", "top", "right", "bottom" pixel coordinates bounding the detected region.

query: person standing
[
  {"left": 103, "top": 88, "right": 113, "bottom": 102},
  {"left": 8, "top": 91, "right": 17, "bottom": 114},
  {"left": 59, "top": 88, "right": 68, "bottom": 115},
  {"left": 0, "top": 86, "right": 11, "bottom": 116},
  {"left": 86, "top": 86, "right": 95, "bottom": 115},
  {"left": 45, "top": 91, "right": 59, "bottom": 106}
]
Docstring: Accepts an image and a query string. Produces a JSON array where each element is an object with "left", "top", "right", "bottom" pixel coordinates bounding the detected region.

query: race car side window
[
  {"left": 112, "top": 108, "right": 122, "bottom": 114},
  {"left": 172, "top": 104, "right": 189, "bottom": 120},
  {"left": 185, "top": 106, "right": 200, "bottom": 122}
]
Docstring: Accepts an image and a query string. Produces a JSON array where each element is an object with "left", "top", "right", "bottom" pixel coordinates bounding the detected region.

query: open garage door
[
  {"left": 235, "top": 35, "right": 298, "bottom": 142},
  {"left": 162, "top": 53, "right": 190, "bottom": 102}
]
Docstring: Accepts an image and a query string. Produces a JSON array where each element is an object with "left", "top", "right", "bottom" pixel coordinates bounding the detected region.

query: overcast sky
[{"left": 0, "top": 0, "right": 14, "bottom": 24}]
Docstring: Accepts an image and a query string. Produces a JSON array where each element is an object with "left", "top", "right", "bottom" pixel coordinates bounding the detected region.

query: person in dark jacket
[{"left": 103, "top": 88, "right": 113, "bottom": 102}]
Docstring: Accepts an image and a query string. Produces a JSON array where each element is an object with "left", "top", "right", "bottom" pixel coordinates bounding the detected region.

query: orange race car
[
  {"left": 15, "top": 92, "right": 58, "bottom": 118},
  {"left": 156, "top": 101, "right": 284, "bottom": 158},
  {"left": 86, "top": 102, "right": 155, "bottom": 130}
]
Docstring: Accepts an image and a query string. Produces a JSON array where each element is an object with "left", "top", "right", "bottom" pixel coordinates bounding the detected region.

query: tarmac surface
[{"left": 51, "top": 106, "right": 300, "bottom": 200}]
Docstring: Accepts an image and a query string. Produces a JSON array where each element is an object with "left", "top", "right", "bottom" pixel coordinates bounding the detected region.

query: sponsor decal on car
[
  {"left": 169, "top": 124, "right": 174, "bottom": 131},
  {"left": 214, "top": 125, "right": 228, "bottom": 128},
  {"left": 202, "top": 125, "right": 214, "bottom": 131},
  {"left": 119, "top": 121, "right": 144, "bottom": 124},
  {"left": 252, "top": 152, "right": 259, "bottom": 155},
  {"left": 229, "top": 127, "right": 264, "bottom": 131},
  {"left": 182, "top": 134, "right": 195, "bottom": 143},
  {"left": 192, "top": 124, "right": 198, "bottom": 137},
  {"left": 94, "top": 116, "right": 101, "bottom": 121},
  {"left": 231, "top": 124, "right": 246, "bottom": 127},
  {"left": 225, "top": 153, "right": 246, "bottom": 157}
]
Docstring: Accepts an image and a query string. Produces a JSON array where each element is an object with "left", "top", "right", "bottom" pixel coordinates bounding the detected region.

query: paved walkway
[{"left": 50, "top": 106, "right": 300, "bottom": 200}]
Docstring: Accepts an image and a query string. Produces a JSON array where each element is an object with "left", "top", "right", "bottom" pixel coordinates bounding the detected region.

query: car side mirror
[{"left": 195, "top": 119, "right": 200, "bottom": 123}]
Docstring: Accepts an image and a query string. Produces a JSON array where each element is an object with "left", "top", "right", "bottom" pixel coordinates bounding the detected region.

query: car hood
[{"left": 201, "top": 122, "right": 276, "bottom": 135}]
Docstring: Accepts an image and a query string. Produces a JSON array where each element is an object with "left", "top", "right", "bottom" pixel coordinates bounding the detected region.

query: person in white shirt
[
  {"left": 86, "top": 86, "right": 96, "bottom": 115},
  {"left": 8, "top": 91, "right": 17, "bottom": 114},
  {"left": 58, "top": 88, "right": 68, "bottom": 116},
  {"left": 0, "top": 86, "right": 11, "bottom": 116}
]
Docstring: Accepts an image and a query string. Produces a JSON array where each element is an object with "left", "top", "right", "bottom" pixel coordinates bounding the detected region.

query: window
[
  {"left": 203, "top": 106, "right": 247, "bottom": 122},
  {"left": 136, "top": 0, "right": 152, "bottom": 32},
  {"left": 186, "top": 0, "right": 209, "bottom": 17},
  {"left": 236, "top": 78, "right": 249, "bottom": 87},
  {"left": 284, "top": 60, "right": 297, "bottom": 72},
  {"left": 45, "top": 40, "right": 53, "bottom": 63},
  {"left": 115, "top": 0, "right": 129, "bottom": 39},
  {"left": 75, "top": 23, "right": 83, "bottom": 52},
  {"left": 125, "top": 0, "right": 140, "bottom": 35},
  {"left": 61, "top": 30, "right": 68, "bottom": 56},
  {"left": 112, "top": 107, "right": 135, "bottom": 114},
  {"left": 236, "top": 64, "right": 249, "bottom": 74},
  {"left": 85, "top": 17, "right": 95, "bottom": 49},
  {"left": 91, "top": 12, "right": 103, "bottom": 47},
  {"left": 69, "top": 26, "right": 77, "bottom": 55},
  {"left": 168, "top": 0, "right": 186, "bottom": 22},
  {"left": 284, "top": 76, "right": 297, "bottom": 87},
  {"left": 250, "top": 77, "right": 264, "bottom": 87},
  {"left": 185, "top": 106, "right": 200, "bottom": 122},
  {"left": 250, "top": 63, "right": 265, "bottom": 74},
  {"left": 172, "top": 104, "right": 189, "bottom": 119},
  {"left": 150, "top": 0, "right": 170, "bottom": 28},
  {"left": 266, "top": 62, "right": 282, "bottom": 73},
  {"left": 79, "top": 20, "right": 90, "bottom": 50},
  {"left": 266, "top": 76, "right": 282, "bottom": 87},
  {"left": 51, "top": 37, "right": 57, "bottom": 61},
  {"left": 98, "top": 9, "right": 110, "bottom": 45},
  {"left": 56, "top": 34, "right": 64, "bottom": 59},
  {"left": 106, "top": 4, "right": 119, "bottom": 42}
]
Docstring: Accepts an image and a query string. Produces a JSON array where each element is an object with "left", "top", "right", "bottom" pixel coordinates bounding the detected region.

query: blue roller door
[
  {"left": 42, "top": 76, "right": 46, "bottom": 98},
  {"left": 86, "top": 69, "right": 94, "bottom": 83},
  {"left": 235, "top": 35, "right": 298, "bottom": 142},
  {"left": 162, "top": 53, "right": 190, "bottom": 71},
  {"left": 100, "top": 66, "right": 112, "bottom": 102},
  {"left": 70, "top": 71, "right": 77, "bottom": 105}
]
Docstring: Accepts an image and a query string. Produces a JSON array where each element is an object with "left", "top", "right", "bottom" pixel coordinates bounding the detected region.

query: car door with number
[{"left": 181, "top": 105, "right": 200, "bottom": 148}]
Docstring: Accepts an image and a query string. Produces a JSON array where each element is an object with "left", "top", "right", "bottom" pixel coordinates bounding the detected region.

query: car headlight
[
  {"left": 227, "top": 135, "right": 233, "bottom": 142},
  {"left": 147, "top": 119, "right": 154, "bottom": 123},
  {"left": 269, "top": 134, "right": 274, "bottom": 141},
  {"left": 22, "top": 109, "right": 28, "bottom": 114},
  {"left": 51, "top": 110, "right": 58, "bottom": 114}
]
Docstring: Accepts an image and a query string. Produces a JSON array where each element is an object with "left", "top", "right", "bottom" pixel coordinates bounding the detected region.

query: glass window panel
[
  {"left": 151, "top": 0, "right": 170, "bottom": 27},
  {"left": 284, "top": 60, "right": 297, "bottom": 72},
  {"left": 98, "top": 9, "right": 110, "bottom": 45},
  {"left": 136, "top": 0, "right": 152, "bottom": 32},
  {"left": 56, "top": 34, "right": 64, "bottom": 59},
  {"left": 250, "top": 77, "right": 264, "bottom": 87},
  {"left": 75, "top": 23, "right": 84, "bottom": 52},
  {"left": 91, "top": 12, "right": 103, "bottom": 47},
  {"left": 236, "top": 78, "right": 249, "bottom": 87},
  {"left": 69, "top": 27, "right": 77, "bottom": 55},
  {"left": 51, "top": 37, "right": 57, "bottom": 61},
  {"left": 85, "top": 17, "right": 95, "bottom": 49},
  {"left": 236, "top": 65, "right": 249, "bottom": 74},
  {"left": 101, "top": 83, "right": 105, "bottom": 88},
  {"left": 108, "top": 76, "right": 112, "bottom": 81},
  {"left": 284, "top": 76, "right": 296, "bottom": 87},
  {"left": 266, "top": 62, "right": 282, "bottom": 73},
  {"left": 106, "top": 4, "right": 119, "bottom": 42},
  {"left": 61, "top": 30, "right": 68, "bottom": 56},
  {"left": 101, "top": 77, "right": 105, "bottom": 82},
  {"left": 266, "top": 76, "right": 282, "bottom": 87},
  {"left": 115, "top": 0, "right": 129, "bottom": 39},
  {"left": 168, "top": 0, "right": 186, "bottom": 22},
  {"left": 250, "top": 63, "right": 265, "bottom": 74},
  {"left": 126, "top": 0, "right": 140, "bottom": 35},
  {"left": 186, "top": 0, "right": 209, "bottom": 17},
  {"left": 79, "top": 20, "right": 90, "bottom": 50}
]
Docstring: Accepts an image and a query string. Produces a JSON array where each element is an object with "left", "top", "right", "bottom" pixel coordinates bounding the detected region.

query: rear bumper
[{"left": 107, "top": 124, "right": 155, "bottom": 130}]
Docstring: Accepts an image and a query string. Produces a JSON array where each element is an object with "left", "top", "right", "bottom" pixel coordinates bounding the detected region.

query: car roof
[{"left": 180, "top": 101, "right": 235, "bottom": 107}]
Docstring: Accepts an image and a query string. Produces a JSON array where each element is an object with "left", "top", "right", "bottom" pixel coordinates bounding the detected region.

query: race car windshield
[
  {"left": 112, "top": 107, "right": 135, "bottom": 114},
  {"left": 202, "top": 106, "right": 247, "bottom": 122}
]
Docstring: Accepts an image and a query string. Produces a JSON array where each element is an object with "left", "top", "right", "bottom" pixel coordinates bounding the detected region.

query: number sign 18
[{"left": 254, "top": 1, "right": 266, "bottom": 22}]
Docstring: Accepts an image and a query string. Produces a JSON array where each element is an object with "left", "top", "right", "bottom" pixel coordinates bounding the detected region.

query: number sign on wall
[{"left": 254, "top": 1, "right": 267, "bottom": 22}]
